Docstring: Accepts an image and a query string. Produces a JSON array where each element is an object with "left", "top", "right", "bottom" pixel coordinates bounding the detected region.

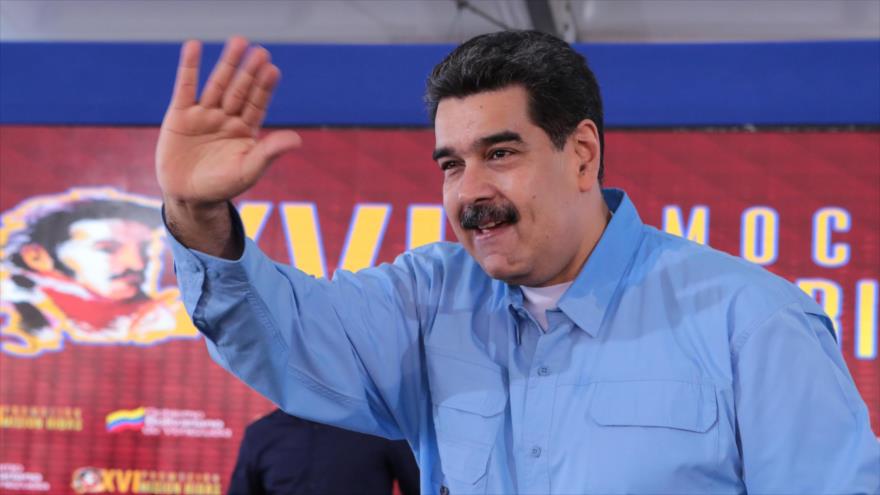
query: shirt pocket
[
  {"left": 584, "top": 380, "right": 721, "bottom": 489},
  {"left": 590, "top": 380, "right": 718, "bottom": 432},
  {"left": 426, "top": 348, "right": 507, "bottom": 489}
]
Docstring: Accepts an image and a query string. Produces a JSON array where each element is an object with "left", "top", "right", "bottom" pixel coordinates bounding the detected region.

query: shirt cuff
[{"left": 161, "top": 202, "right": 252, "bottom": 313}]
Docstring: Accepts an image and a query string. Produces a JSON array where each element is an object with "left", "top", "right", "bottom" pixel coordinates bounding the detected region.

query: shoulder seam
[{"left": 730, "top": 300, "right": 801, "bottom": 357}]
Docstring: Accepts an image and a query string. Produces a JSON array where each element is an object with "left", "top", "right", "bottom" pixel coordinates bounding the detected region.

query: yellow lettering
[
  {"left": 797, "top": 278, "right": 843, "bottom": 343},
  {"left": 662, "top": 205, "right": 709, "bottom": 245},
  {"left": 741, "top": 207, "right": 778, "bottom": 265},
  {"left": 116, "top": 469, "right": 134, "bottom": 493},
  {"left": 812, "top": 207, "right": 850, "bottom": 268},
  {"left": 237, "top": 201, "right": 273, "bottom": 242},
  {"left": 0, "top": 415, "right": 43, "bottom": 429},
  {"left": 407, "top": 205, "right": 445, "bottom": 249},
  {"left": 338, "top": 204, "right": 391, "bottom": 272},
  {"left": 133, "top": 470, "right": 143, "bottom": 492},
  {"left": 46, "top": 415, "right": 82, "bottom": 430},
  {"left": 101, "top": 469, "right": 116, "bottom": 491},
  {"left": 856, "top": 280, "right": 878, "bottom": 359},
  {"left": 280, "top": 203, "right": 326, "bottom": 278}
]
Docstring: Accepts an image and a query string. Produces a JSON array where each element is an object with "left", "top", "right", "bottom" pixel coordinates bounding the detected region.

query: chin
[
  {"left": 478, "top": 257, "right": 530, "bottom": 285},
  {"left": 105, "top": 286, "right": 140, "bottom": 301}
]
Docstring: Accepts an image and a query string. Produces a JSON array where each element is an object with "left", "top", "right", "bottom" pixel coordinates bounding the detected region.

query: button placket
[
  {"left": 518, "top": 332, "right": 555, "bottom": 490},
  {"left": 519, "top": 327, "right": 568, "bottom": 493}
]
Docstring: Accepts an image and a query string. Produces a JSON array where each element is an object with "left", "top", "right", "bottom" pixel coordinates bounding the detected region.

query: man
[
  {"left": 158, "top": 32, "right": 879, "bottom": 493},
  {"left": 1, "top": 194, "right": 194, "bottom": 355},
  {"left": 229, "top": 408, "right": 419, "bottom": 495}
]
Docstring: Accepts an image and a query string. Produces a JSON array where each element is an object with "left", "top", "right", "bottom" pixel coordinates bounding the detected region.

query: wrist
[
  {"left": 162, "top": 199, "right": 242, "bottom": 259},
  {"left": 163, "top": 197, "right": 229, "bottom": 222}
]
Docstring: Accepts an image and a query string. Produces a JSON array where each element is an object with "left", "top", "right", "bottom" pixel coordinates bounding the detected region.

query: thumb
[{"left": 241, "top": 130, "right": 302, "bottom": 180}]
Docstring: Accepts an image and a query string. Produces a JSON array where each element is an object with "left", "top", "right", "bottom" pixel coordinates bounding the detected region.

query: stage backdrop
[
  {"left": 1, "top": 40, "right": 879, "bottom": 495},
  {"left": 0, "top": 126, "right": 877, "bottom": 494}
]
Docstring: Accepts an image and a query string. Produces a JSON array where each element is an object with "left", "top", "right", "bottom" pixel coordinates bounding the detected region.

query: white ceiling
[{"left": 1, "top": 0, "right": 878, "bottom": 44}]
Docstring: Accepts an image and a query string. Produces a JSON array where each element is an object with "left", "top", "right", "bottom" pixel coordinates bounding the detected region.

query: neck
[{"left": 536, "top": 194, "right": 611, "bottom": 287}]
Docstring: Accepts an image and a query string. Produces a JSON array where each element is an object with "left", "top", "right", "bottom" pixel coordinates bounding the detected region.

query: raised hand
[{"left": 156, "top": 37, "right": 301, "bottom": 257}]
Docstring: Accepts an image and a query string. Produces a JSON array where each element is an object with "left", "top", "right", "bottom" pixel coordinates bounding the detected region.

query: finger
[
  {"left": 200, "top": 36, "right": 249, "bottom": 108},
  {"left": 241, "top": 63, "right": 281, "bottom": 129},
  {"left": 170, "top": 40, "right": 201, "bottom": 109},
  {"left": 222, "top": 46, "right": 269, "bottom": 116},
  {"left": 241, "top": 130, "right": 302, "bottom": 180}
]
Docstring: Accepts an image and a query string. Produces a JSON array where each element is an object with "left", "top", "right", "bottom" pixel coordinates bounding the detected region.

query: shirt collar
[{"left": 506, "top": 188, "right": 644, "bottom": 338}]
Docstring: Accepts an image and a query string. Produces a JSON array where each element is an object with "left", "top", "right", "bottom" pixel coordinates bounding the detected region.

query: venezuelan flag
[{"left": 105, "top": 407, "right": 146, "bottom": 433}]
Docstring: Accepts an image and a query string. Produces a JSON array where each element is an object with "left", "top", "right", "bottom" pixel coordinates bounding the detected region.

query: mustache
[
  {"left": 112, "top": 269, "right": 144, "bottom": 282},
  {"left": 460, "top": 201, "right": 519, "bottom": 230}
]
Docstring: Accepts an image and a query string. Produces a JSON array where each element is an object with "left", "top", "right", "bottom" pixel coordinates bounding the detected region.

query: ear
[
  {"left": 19, "top": 244, "right": 55, "bottom": 273},
  {"left": 570, "top": 119, "right": 601, "bottom": 192}
]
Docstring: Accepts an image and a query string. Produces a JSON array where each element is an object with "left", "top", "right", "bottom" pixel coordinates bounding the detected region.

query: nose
[
  {"left": 456, "top": 162, "right": 495, "bottom": 205},
  {"left": 117, "top": 243, "right": 145, "bottom": 271}
]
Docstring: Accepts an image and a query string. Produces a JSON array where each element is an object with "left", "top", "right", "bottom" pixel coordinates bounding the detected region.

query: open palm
[{"left": 156, "top": 37, "right": 301, "bottom": 205}]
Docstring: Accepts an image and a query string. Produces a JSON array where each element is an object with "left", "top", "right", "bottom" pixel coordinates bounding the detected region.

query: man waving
[{"left": 158, "top": 32, "right": 879, "bottom": 494}]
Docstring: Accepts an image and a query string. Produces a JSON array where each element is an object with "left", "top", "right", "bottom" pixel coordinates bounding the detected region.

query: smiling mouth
[
  {"left": 475, "top": 221, "right": 512, "bottom": 237},
  {"left": 478, "top": 221, "right": 502, "bottom": 232}
]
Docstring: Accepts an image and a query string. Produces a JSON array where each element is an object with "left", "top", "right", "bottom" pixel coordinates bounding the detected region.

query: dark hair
[
  {"left": 10, "top": 199, "right": 161, "bottom": 277},
  {"left": 425, "top": 30, "right": 605, "bottom": 182}
]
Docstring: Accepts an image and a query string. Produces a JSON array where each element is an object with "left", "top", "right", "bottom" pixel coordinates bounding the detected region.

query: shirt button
[
  {"left": 530, "top": 446, "right": 542, "bottom": 458},
  {"left": 537, "top": 366, "right": 550, "bottom": 376}
]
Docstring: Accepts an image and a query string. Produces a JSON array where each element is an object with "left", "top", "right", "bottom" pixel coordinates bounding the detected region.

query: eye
[
  {"left": 439, "top": 160, "right": 462, "bottom": 172},
  {"left": 488, "top": 149, "right": 514, "bottom": 160},
  {"left": 94, "top": 241, "right": 121, "bottom": 254}
]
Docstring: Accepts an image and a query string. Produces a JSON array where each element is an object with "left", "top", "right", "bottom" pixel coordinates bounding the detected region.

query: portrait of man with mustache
[{"left": 2, "top": 194, "right": 192, "bottom": 355}]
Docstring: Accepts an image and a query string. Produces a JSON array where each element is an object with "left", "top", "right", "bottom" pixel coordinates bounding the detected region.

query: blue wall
[{"left": 1, "top": 41, "right": 878, "bottom": 126}]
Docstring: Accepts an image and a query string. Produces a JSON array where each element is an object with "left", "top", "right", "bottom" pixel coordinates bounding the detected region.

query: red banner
[{"left": 1, "top": 126, "right": 877, "bottom": 494}]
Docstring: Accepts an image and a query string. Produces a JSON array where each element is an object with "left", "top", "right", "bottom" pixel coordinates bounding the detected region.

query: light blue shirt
[{"left": 168, "top": 189, "right": 879, "bottom": 494}]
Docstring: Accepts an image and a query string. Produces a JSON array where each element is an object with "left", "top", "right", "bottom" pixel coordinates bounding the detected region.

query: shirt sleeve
[
  {"left": 732, "top": 302, "right": 880, "bottom": 493},
  {"left": 165, "top": 205, "right": 436, "bottom": 445}
]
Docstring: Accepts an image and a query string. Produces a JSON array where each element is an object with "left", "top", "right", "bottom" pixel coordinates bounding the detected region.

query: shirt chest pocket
[
  {"left": 590, "top": 380, "right": 717, "bottom": 431},
  {"left": 584, "top": 380, "right": 720, "bottom": 485},
  {"left": 426, "top": 348, "right": 507, "bottom": 488}
]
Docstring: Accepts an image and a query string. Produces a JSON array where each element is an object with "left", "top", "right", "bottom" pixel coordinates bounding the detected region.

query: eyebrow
[{"left": 432, "top": 130, "right": 524, "bottom": 161}]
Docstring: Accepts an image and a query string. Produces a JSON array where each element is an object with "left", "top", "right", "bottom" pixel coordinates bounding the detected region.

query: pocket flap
[
  {"left": 427, "top": 348, "right": 507, "bottom": 416},
  {"left": 437, "top": 437, "right": 493, "bottom": 484},
  {"left": 590, "top": 381, "right": 717, "bottom": 433},
  {"left": 438, "top": 386, "right": 507, "bottom": 416}
]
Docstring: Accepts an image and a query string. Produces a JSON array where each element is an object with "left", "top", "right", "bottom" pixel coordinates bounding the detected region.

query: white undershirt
[{"left": 520, "top": 281, "right": 573, "bottom": 331}]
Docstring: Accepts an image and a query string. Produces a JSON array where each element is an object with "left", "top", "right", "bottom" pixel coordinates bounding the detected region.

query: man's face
[
  {"left": 434, "top": 85, "right": 592, "bottom": 286},
  {"left": 55, "top": 219, "right": 154, "bottom": 300}
]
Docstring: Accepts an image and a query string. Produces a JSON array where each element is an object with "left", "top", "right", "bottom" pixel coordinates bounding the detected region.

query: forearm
[
  {"left": 193, "top": 243, "right": 406, "bottom": 438},
  {"left": 163, "top": 198, "right": 242, "bottom": 259},
  {"left": 166, "top": 221, "right": 426, "bottom": 440}
]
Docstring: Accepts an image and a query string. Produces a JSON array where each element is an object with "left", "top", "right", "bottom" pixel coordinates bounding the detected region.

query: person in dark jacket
[{"left": 229, "top": 409, "right": 419, "bottom": 495}]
